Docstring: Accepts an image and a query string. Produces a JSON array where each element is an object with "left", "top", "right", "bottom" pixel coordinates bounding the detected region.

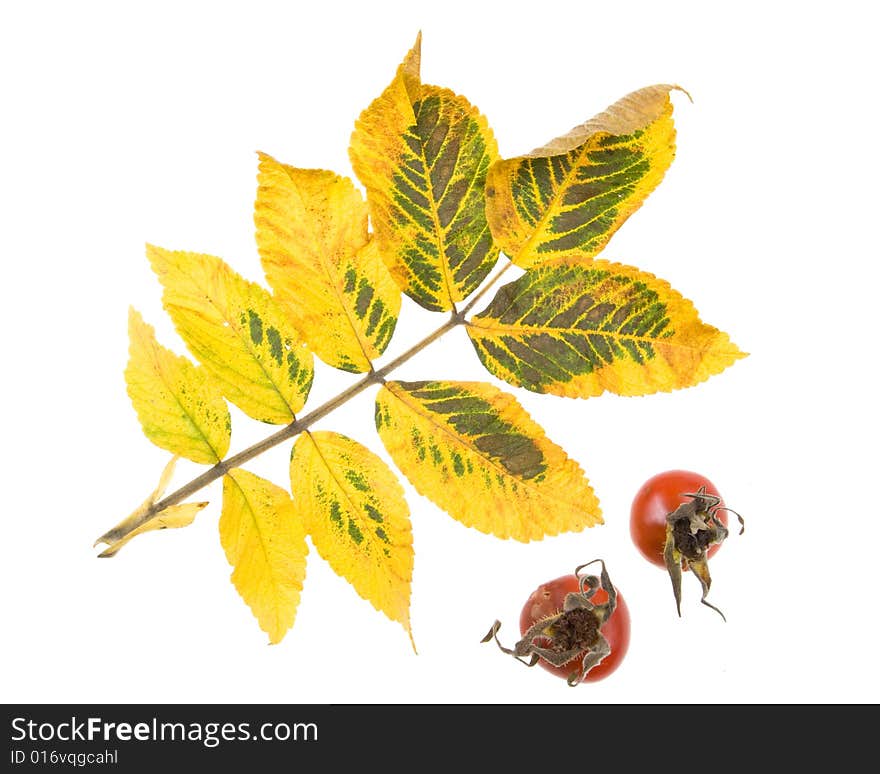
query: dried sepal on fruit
[
  {"left": 482, "top": 559, "right": 621, "bottom": 686},
  {"left": 663, "top": 486, "right": 744, "bottom": 620}
]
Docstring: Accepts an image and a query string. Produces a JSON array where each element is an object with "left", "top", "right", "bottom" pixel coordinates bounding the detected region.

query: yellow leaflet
[
  {"left": 255, "top": 155, "right": 401, "bottom": 373},
  {"left": 467, "top": 258, "right": 747, "bottom": 397},
  {"left": 221, "top": 469, "right": 308, "bottom": 645},
  {"left": 126, "top": 308, "right": 230, "bottom": 464},
  {"left": 95, "top": 455, "right": 206, "bottom": 556},
  {"left": 147, "top": 245, "right": 313, "bottom": 424},
  {"left": 349, "top": 34, "right": 501, "bottom": 311},
  {"left": 290, "top": 431, "right": 414, "bottom": 644},
  {"left": 485, "top": 84, "right": 685, "bottom": 268},
  {"left": 375, "top": 380, "right": 601, "bottom": 542}
]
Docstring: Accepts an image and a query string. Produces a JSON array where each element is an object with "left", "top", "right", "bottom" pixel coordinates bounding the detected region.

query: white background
[{"left": 2, "top": 0, "right": 877, "bottom": 705}]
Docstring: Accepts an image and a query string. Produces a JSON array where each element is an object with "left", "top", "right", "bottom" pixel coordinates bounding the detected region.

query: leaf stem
[
  {"left": 99, "top": 313, "right": 463, "bottom": 549},
  {"left": 460, "top": 260, "right": 513, "bottom": 317},
  {"left": 372, "top": 313, "right": 463, "bottom": 378}
]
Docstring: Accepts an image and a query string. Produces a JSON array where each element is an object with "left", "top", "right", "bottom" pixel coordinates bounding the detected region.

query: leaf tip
[
  {"left": 144, "top": 242, "right": 165, "bottom": 262},
  {"left": 398, "top": 31, "right": 422, "bottom": 98},
  {"left": 144, "top": 243, "right": 172, "bottom": 278},
  {"left": 255, "top": 149, "right": 274, "bottom": 166},
  {"left": 671, "top": 84, "right": 694, "bottom": 104}
]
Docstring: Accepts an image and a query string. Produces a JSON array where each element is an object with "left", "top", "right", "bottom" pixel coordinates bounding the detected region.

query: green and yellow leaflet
[
  {"left": 485, "top": 84, "right": 683, "bottom": 268},
  {"left": 147, "top": 245, "right": 314, "bottom": 423},
  {"left": 349, "top": 34, "right": 500, "bottom": 311},
  {"left": 290, "top": 431, "right": 414, "bottom": 643},
  {"left": 375, "top": 380, "right": 601, "bottom": 542},
  {"left": 125, "top": 308, "right": 230, "bottom": 464},
  {"left": 467, "top": 258, "right": 745, "bottom": 397},
  {"left": 255, "top": 155, "right": 401, "bottom": 373}
]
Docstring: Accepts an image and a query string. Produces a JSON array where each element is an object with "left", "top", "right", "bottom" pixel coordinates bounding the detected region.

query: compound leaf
[
  {"left": 290, "top": 431, "right": 414, "bottom": 642},
  {"left": 349, "top": 34, "right": 500, "bottom": 311},
  {"left": 467, "top": 258, "right": 746, "bottom": 397},
  {"left": 255, "top": 154, "right": 400, "bottom": 373},
  {"left": 485, "top": 84, "right": 684, "bottom": 268},
  {"left": 126, "top": 307, "right": 230, "bottom": 464},
  {"left": 221, "top": 469, "right": 309, "bottom": 645},
  {"left": 147, "top": 245, "right": 314, "bottom": 423},
  {"left": 375, "top": 380, "right": 601, "bottom": 542}
]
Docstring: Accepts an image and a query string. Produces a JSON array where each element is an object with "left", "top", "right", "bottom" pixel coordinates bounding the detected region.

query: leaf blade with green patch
[
  {"left": 485, "top": 84, "right": 684, "bottom": 268},
  {"left": 467, "top": 258, "right": 746, "bottom": 397},
  {"left": 290, "top": 430, "right": 414, "bottom": 643},
  {"left": 125, "top": 308, "right": 230, "bottom": 464},
  {"left": 147, "top": 245, "right": 314, "bottom": 423},
  {"left": 349, "top": 35, "right": 501, "bottom": 311},
  {"left": 255, "top": 155, "right": 401, "bottom": 373},
  {"left": 375, "top": 380, "right": 601, "bottom": 542}
]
